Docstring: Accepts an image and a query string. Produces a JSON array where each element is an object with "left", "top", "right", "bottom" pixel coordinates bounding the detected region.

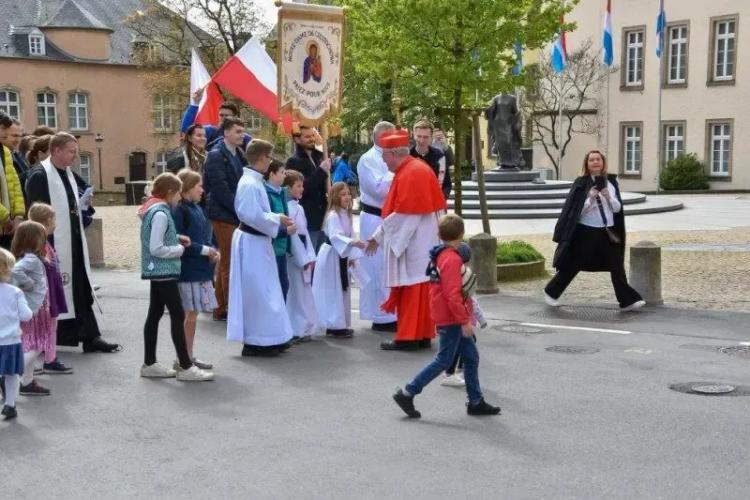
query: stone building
[
  {"left": 0, "top": 0, "right": 189, "bottom": 191},
  {"left": 532, "top": 0, "right": 750, "bottom": 191}
]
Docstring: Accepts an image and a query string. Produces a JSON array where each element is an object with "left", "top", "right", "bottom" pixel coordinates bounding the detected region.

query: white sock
[
  {"left": 4, "top": 375, "right": 20, "bottom": 407},
  {"left": 22, "top": 351, "right": 40, "bottom": 386}
]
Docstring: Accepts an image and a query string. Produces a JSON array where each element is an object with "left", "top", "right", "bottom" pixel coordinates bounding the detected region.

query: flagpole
[
  {"left": 655, "top": 1, "right": 665, "bottom": 194},
  {"left": 557, "top": 72, "right": 564, "bottom": 179}
]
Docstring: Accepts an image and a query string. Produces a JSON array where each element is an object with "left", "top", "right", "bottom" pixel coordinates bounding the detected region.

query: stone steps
[
  {"left": 448, "top": 192, "right": 647, "bottom": 210},
  {"left": 452, "top": 197, "right": 684, "bottom": 219}
]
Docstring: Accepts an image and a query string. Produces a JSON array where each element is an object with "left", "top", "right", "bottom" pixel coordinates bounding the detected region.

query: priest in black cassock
[{"left": 25, "top": 132, "right": 120, "bottom": 353}]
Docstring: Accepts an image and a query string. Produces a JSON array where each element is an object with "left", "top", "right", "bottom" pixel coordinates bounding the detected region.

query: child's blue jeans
[{"left": 405, "top": 323, "right": 482, "bottom": 404}]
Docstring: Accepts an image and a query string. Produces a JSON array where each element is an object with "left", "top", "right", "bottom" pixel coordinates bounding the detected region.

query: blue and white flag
[
  {"left": 512, "top": 41, "right": 524, "bottom": 75},
  {"left": 655, "top": 0, "right": 666, "bottom": 57},
  {"left": 602, "top": 0, "right": 614, "bottom": 65}
]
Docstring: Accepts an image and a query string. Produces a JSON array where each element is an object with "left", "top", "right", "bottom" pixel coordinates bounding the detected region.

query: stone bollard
[
  {"left": 469, "top": 233, "right": 499, "bottom": 294},
  {"left": 85, "top": 217, "right": 105, "bottom": 268},
  {"left": 629, "top": 241, "right": 663, "bottom": 305}
]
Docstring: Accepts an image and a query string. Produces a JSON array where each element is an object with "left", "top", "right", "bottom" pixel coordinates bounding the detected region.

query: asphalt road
[{"left": 2, "top": 270, "right": 749, "bottom": 499}]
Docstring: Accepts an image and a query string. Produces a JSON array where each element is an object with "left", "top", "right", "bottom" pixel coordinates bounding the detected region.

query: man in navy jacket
[{"left": 203, "top": 116, "right": 248, "bottom": 321}]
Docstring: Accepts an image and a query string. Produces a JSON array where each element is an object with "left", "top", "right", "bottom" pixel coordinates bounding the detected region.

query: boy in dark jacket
[{"left": 392, "top": 214, "right": 500, "bottom": 418}]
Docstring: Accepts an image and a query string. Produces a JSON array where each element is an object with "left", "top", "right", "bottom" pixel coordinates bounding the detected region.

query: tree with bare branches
[{"left": 525, "top": 39, "right": 615, "bottom": 179}]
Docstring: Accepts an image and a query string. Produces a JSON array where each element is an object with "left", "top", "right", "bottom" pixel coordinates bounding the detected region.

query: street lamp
[{"left": 95, "top": 133, "right": 104, "bottom": 190}]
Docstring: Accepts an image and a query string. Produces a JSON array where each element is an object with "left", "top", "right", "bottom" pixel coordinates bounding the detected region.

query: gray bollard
[
  {"left": 629, "top": 241, "right": 663, "bottom": 305},
  {"left": 85, "top": 217, "right": 105, "bottom": 268},
  {"left": 468, "top": 233, "right": 499, "bottom": 294}
]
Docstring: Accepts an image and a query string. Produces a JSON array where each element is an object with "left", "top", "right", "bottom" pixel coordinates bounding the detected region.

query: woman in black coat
[
  {"left": 544, "top": 150, "right": 644, "bottom": 311},
  {"left": 167, "top": 123, "right": 207, "bottom": 174}
]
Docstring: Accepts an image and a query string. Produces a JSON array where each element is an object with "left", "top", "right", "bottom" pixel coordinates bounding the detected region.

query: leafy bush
[
  {"left": 659, "top": 153, "right": 709, "bottom": 190},
  {"left": 496, "top": 240, "right": 544, "bottom": 264}
]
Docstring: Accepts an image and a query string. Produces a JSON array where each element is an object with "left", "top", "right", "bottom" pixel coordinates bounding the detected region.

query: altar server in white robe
[
  {"left": 357, "top": 121, "right": 398, "bottom": 332},
  {"left": 312, "top": 182, "right": 366, "bottom": 339},
  {"left": 227, "top": 139, "right": 296, "bottom": 357},
  {"left": 283, "top": 170, "right": 318, "bottom": 342}
]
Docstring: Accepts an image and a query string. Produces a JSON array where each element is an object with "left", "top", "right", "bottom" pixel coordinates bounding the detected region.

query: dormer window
[{"left": 29, "top": 31, "right": 45, "bottom": 56}]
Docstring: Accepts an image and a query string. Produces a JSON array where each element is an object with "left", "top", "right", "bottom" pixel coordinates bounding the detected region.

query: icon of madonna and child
[{"left": 303, "top": 41, "right": 322, "bottom": 84}]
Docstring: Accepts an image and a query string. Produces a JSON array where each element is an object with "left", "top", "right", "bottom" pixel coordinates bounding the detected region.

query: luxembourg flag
[
  {"left": 551, "top": 16, "right": 568, "bottom": 73},
  {"left": 180, "top": 49, "right": 223, "bottom": 132},
  {"left": 602, "top": 0, "right": 614, "bottom": 66},
  {"left": 211, "top": 38, "right": 292, "bottom": 130}
]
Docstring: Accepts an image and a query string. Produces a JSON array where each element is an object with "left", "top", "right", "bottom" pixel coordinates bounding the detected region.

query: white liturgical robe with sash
[
  {"left": 356, "top": 145, "right": 396, "bottom": 323},
  {"left": 227, "top": 168, "right": 293, "bottom": 346}
]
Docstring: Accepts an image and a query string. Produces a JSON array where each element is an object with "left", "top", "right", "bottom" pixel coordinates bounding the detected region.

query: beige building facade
[
  {"left": 533, "top": 0, "right": 749, "bottom": 191},
  {"left": 0, "top": 0, "right": 183, "bottom": 192}
]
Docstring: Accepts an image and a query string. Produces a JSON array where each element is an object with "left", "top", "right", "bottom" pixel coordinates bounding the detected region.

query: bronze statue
[{"left": 485, "top": 94, "right": 525, "bottom": 170}]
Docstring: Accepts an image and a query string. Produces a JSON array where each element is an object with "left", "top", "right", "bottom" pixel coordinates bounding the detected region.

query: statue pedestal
[{"left": 472, "top": 169, "right": 541, "bottom": 183}]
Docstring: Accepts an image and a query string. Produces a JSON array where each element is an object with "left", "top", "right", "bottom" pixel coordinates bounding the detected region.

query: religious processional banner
[{"left": 277, "top": 2, "right": 345, "bottom": 127}]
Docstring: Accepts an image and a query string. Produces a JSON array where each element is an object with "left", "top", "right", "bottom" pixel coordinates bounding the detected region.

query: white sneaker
[
  {"left": 544, "top": 292, "right": 561, "bottom": 307},
  {"left": 176, "top": 365, "right": 214, "bottom": 382},
  {"left": 440, "top": 373, "right": 466, "bottom": 387},
  {"left": 192, "top": 358, "right": 213, "bottom": 370},
  {"left": 141, "top": 363, "right": 177, "bottom": 378},
  {"left": 621, "top": 300, "right": 646, "bottom": 312}
]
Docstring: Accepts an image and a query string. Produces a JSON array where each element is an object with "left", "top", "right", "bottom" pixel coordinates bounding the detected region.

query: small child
[
  {"left": 284, "top": 170, "right": 318, "bottom": 342},
  {"left": 440, "top": 242, "right": 487, "bottom": 387},
  {"left": 172, "top": 169, "right": 219, "bottom": 371},
  {"left": 393, "top": 214, "right": 500, "bottom": 418},
  {"left": 0, "top": 248, "right": 33, "bottom": 419},
  {"left": 11, "top": 221, "right": 52, "bottom": 396},
  {"left": 264, "top": 160, "right": 292, "bottom": 301},
  {"left": 27, "top": 203, "right": 70, "bottom": 375},
  {"left": 312, "top": 182, "right": 366, "bottom": 339},
  {"left": 138, "top": 172, "right": 213, "bottom": 382}
]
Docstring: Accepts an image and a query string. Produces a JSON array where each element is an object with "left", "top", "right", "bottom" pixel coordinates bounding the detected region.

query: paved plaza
[{"left": 2, "top": 266, "right": 749, "bottom": 499}]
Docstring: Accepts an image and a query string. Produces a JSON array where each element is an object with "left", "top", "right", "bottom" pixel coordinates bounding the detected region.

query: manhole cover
[
  {"left": 499, "top": 325, "right": 544, "bottom": 334},
  {"left": 669, "top": 382, "right": 750, "bottom": 396},
  {"left": 545, "top": 345, "right": 600, "bottom": 354},
  {"left": 718, "top": 346, "right": 750, "bottom": 359},
  {"left": 691, "top": 384, "right": 736, "bottom": 394}
]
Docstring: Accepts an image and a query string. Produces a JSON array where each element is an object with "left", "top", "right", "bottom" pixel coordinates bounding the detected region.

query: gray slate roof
[{"left": 0, "top": 0, "right": 203, "bottom": 64}]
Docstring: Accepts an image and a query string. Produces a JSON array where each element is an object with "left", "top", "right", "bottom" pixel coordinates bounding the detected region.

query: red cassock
[{"left": 380, "top": 154, "right": 446, "bottom": 342}]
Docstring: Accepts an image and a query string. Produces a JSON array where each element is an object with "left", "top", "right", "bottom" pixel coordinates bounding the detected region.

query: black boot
[
  {"left": 392, "top": 388, "right": 421, "bottom": 418},
  {"left": 419, "top": 339, "right": 432, "bottom": 349},
  {"left": 371, "top": 321, "right": 397, "bottom": 332},
  {"left": 82, "top": 337, "right": 122, "bottom": 353},
  {"left": 467, "top": 398, "right": 501, "bottom": 416}
]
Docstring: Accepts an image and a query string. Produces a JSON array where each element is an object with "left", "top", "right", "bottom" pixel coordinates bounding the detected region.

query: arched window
[
  {"left": 0, "top": 89, "right": 20, "bottom": 119},
  {"left": 68, "top": 92, "right": 89, "bottom": 130},
  {"left": 37, "top": 91, "right": 57, "bottom": 128}
]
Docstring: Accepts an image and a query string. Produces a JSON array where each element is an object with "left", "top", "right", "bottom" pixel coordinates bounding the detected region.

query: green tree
[{"left": 342, "top": 0, "right": 572, "bottom": 215}]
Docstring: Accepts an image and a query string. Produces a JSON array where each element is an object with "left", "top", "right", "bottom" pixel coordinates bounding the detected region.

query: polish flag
[{"left": 211, "top": 38, "right": 293, "bottom": 131}]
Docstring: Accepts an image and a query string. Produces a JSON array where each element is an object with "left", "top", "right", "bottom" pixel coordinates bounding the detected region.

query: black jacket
[
  {"left": 285, "top": 146, "right": 328, "bottom": 231},
  {"left": 203, "top": 143, "right": 246, "bottom": 225},
  {"left": 552, "top": 174, "right": 626, "bottom": 269},
  {"left": 410, "top": 145, "right": 452, "bottom": 199}
]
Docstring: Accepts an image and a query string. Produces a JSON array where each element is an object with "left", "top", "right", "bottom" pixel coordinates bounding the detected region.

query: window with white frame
[
  {"left": 0, "top": 90, "right": 20, "bottom": 119},
  {"left": 713, "top": 18, "right": 737, "bottom": 81},
  {"left": 155, "top": 151, "right": 168, "bottom": 174},
  {"left": 624, "top": 29, "right": 644, "bottom": 86},
  {"left": 29, "top": 33, "right": 45, "bottom": 56},
  {"left": 667, "top": 25, "right": 688, "bottom": 84},
  {"left": 36, "top": 92, "right": 57, "bottom": 128},
  {"left": 622, "top": 124, "right": 642, "bottom": 174},
  {"left": 709, "top": 122, "right": 732, "bottom": 176},
  {"left": 78, "top": 153, "right": 91, "bottom": 184},
  {"left": 152, "top": 94, "right": 175, "bottom": 132},
  {"left": 68, "top": 92, "right": 89, "bottom": 130},
  {"left": 662, "top": 123, "right": 685, "bottom": 164},
  {"left": 246, "top": 110, "right": 264, "bottom": 131}
]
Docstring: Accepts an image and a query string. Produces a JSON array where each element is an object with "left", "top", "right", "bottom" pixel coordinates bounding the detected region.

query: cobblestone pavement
[{"left": 97, "top": 205, "right": 750, "bottom": 312}]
